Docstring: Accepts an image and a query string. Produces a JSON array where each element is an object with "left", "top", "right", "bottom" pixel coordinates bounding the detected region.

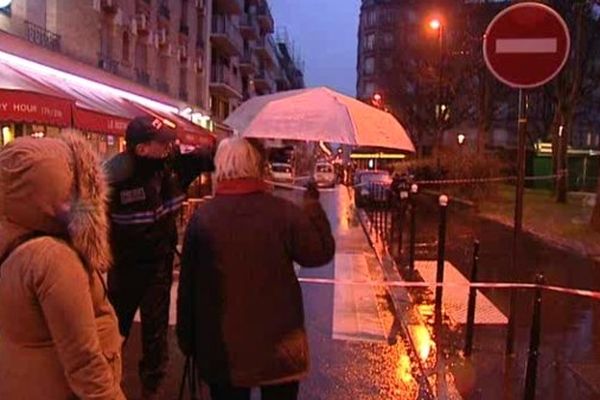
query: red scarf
[{"left": 215, "top": 178, "right": 268, "bottom": 195}]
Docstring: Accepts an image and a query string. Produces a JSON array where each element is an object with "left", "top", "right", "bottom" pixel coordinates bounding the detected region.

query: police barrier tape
[
  {"left": 296, "top": 277, "right": 600, "bottom": 300},
  {"left": 415, "top": 172, "right": 567, "bottom": 186}
]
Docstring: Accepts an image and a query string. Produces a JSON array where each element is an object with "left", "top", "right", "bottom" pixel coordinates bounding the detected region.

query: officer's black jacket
[{"left": 105, "top": 148, "right": 214, "bottom": 264}]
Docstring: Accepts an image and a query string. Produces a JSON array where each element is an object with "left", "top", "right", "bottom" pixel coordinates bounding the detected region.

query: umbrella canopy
[{"left": 225, "top": 87, "right": 415, "bottom": 152}]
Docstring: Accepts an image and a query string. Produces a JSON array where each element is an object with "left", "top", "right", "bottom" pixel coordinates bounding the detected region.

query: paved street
[{"left": 121, "top": 186, "right": 422, "bottom": 399}]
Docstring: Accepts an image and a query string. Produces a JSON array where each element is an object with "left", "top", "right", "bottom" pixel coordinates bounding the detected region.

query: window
[
  {"left": 122, "top": 32, "right": 130, "bottom": 63},
  {"left": 365, "top": 34, "right": 375, "bottom": 51},
  {"left": 383, "top": 33, "right": 394, "bottom": 49},
  {"left": 365, "top": 82, "right": 375, "bottom": 97},
  {"left": 384, "top": 57, "right": 393, "bottom": 71},
  {"left": 368, "top": 10, "right": 377, "bottom": 26},
  {"left": 364, "top": 57, "right": 375, "bottom": 75}
]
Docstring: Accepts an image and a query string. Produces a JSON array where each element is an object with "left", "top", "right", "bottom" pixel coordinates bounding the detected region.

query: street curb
[{"left": 356, "top": 208, "right": 463, "bottom": 400}]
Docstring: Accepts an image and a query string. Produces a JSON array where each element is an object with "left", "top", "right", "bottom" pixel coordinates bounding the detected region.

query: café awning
[{"left": 0, "top": 63, "right": 73, "bottom": 127}]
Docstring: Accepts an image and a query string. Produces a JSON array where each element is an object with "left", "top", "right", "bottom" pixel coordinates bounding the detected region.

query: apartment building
[
  {"left": 209, "top": 0, "right": 278, "bottom": 121},
  {"left": 0, "top": 0, "right": 212, "bottom": 109},
  {"left": 0, "top": 0, "right": 303, "bottom": 148}
]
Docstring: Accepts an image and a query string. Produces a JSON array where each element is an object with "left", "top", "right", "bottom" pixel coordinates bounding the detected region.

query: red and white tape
[{"left": 297, "top": 277, "right": 600, "bottom": 300}]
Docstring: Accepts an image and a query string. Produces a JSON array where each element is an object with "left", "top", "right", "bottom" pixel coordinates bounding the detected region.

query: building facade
[{"left": 0, "top": 0, "right": 303, "bottom": 146}]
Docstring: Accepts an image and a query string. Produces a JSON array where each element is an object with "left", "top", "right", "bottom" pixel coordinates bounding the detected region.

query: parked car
[
  {"left": 313, "top": 162, "right": 336, "bottom": 188},
  {"left": 270, "top": 162, "right": 294, "bottom": 183},
  {"left": 354, "top": 170, "right": 393, "bottom": 208}
]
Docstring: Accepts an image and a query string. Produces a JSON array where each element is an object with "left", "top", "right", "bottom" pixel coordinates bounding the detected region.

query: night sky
[{"left": 270, "top": 0, "right": 361, "bottom": 96}]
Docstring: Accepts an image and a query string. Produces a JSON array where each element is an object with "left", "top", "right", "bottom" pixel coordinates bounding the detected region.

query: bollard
[
  {"left": 523, "top": 274, "right": 545, "bottom": 400},
  {"left": 464, "top": 240, "right": 481, "bottom": 357},
  {"left": 434, "top": 194, "right": 449, "bottom": 328},
  {"left": 383, "top": 190, "right": 389, "bottom": 243},
  {"left": 397, "top": 189, "right": 409, "bottom": 259},
  {"left": 408, "top": 184, "right": 418, "bottom": 276}
]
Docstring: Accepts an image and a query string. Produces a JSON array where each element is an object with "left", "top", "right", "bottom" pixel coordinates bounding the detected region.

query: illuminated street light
[
  {"left": 373, "top": 93, "right": 382, "bottom": 102},
  {"left": 457, "top": 133, "right": 466, "bottom": 145},
  {"left": 429, "top": 19, "right": 441, "bottom": 30}
]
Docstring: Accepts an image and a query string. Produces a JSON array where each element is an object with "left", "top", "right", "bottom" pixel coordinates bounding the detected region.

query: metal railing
[
  {"left": 255, "top": 35, "right": 277, "bottom": 64},
  {"left": 25, "top": 21, "right": 61, "bottom": 52},
  {"left": 211, "top": 15, "right": 243, "bottom": 52},
  {"left": 210, "top": 64, "right": 241, "bottom": 92}
]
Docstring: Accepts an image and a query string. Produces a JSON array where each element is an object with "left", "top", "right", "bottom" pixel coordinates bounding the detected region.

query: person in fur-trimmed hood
[{"left": 0, "top": 133, "right": 126, "bottom": 400}]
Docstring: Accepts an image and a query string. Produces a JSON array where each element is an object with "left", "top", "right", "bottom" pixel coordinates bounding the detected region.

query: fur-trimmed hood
[{"left": 0, "top": 133, "right": 112, "bottom": 273}]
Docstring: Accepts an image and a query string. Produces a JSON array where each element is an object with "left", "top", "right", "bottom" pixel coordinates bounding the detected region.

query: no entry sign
[{"left": 483, "top": 2, "right": 570, "bottom": 89}]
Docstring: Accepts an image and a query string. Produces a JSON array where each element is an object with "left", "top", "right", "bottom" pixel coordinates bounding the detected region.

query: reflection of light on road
[
  {"left": 396, "top": 354, "right": 413, "bottom": 384},
  {"left": 336, "top": 186, "right": 350, "bottom": 232},
  {"left": 410, "top": 324, "right": 435, "bottom": 362}
]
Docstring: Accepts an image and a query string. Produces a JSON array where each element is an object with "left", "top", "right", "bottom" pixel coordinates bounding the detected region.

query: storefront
[{"left": 0, "top": 33, "right": 214, "bottom": 159}]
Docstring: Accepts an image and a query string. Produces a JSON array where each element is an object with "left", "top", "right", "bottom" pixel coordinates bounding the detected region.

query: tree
[{"left": 545, "top": 0, "right": 600, "bottom": 203}]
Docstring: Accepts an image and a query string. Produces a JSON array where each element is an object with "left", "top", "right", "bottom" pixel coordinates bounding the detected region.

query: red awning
[
  {"left": 24, "top": 71, "right": 140, "bottom": 136},
  {"left": 0, "top": 63, "right": 73, "bottom": 127},
  {"left": 128, "top": 102, "right": 216, "bottom": 147}
]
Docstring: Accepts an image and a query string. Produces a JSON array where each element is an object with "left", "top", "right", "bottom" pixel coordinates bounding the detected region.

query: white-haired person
[{"left": 177, "top": 137, "right": 335, "bottom": 400}]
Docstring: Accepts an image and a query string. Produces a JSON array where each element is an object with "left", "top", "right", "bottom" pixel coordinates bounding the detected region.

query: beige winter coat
[{"left": 0, "top": 135, "right": 126, "bottom": 399}]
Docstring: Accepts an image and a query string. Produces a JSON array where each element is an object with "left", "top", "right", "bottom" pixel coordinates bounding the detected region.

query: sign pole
[{"left": 506, "top": 89, "right": 528, "bottom": 356}]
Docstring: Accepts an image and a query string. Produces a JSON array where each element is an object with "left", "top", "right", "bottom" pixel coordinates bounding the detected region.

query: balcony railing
[
  {"left": 239, "top": 14, "right": 259, "bottom": 39},
  {"left": 211, "top": 15, "right": 243, "bottom": 55},
  {"left": 211, "top": 64, "right": 241, "bottom": 96},
  {"left": 255, "top": 35, "right": 277, "bottom": 64},
  {"left": 25, "top": 21, "right": 61, "bottom": 52},
  {"left": 257, "top": 2, "right": 274, "bottom": 32},
  {"left": 135, "top": 68, "right": 150, "bottom": 85}
]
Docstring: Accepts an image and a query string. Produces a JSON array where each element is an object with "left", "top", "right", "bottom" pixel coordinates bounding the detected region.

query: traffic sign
[{"left": 483, "top": 2, "right": 570, "bottom": 89}]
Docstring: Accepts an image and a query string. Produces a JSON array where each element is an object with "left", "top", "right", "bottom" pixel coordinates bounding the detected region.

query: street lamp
[
  {"left": 428, "top": 17, "right": 445, "bottom": 165},
  {"left": 457, "top": 133, "right": 466, "bottom": 146}
]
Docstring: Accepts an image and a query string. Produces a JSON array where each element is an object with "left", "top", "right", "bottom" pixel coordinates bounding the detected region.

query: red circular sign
[{"left": 483, "top": 3, "right": 570, "bottom": 89}]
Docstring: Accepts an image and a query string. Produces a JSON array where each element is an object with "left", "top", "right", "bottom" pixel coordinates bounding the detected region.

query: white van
[
  {"left": 313, "top": 162, "right": 336, "bottom": 188},
  {"left": 270, "top": 162, "right": 294, "bottom": 183}
]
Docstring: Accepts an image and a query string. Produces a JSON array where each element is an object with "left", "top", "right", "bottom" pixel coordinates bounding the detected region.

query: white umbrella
[{"left": 225, "top": 87, "right": 415, "bottom": 152}]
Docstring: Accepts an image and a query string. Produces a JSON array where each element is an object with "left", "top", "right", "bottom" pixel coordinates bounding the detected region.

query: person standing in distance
[{"left": 105, "top": 116, "right": 214, "bottom": 399}]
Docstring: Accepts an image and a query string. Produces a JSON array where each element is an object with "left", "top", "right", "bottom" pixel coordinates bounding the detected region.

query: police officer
[{"left": 105, "top": 116, "right": 214, "bottom": 399}]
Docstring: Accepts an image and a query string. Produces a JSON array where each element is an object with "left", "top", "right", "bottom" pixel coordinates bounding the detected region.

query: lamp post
[{"left": 429, "top": 18, "right": 444, "bottom": 165}]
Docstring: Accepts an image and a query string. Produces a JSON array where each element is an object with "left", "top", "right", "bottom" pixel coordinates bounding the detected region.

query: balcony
[
  {"left": 257, "top": 2, "right": 274, "bottom": 33},
  {"left": 101, "top": 0, "right": 119, "bottom": 14},
  {"left": 213, "top": 0, "right": 243, "bottom": 15},
  {"left": 254, "top": 35, "right": 277, "bottom": 66},
  {"left": 211, "top": 15, "right": 243, "bottom": 56},
  {"left": 239, "top": 14, "right": 259, "bottom": 40},
  {"left": 210, "top": 64, "right": 242, "bottom": 99},
  {"left": 239, "top": 48, "right": 257, "bottom": 75},
  {"left": 274, "top": 69, "right": 290, "bottom": 90},
  {"left": 98, "top": 55, "right": 119, "bottom": 75},
  {"left": 135, "top": 68, "right": 150, "bottom": 85},
  {"left": 25, "top": 21, "right": 61, "bottom": 52},
  {"left": 253, "top": 68, "right": 274, "bottom": 93}
]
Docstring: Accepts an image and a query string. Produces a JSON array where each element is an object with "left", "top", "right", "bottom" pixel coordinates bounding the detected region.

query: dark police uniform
[{"left": 106, "top": 145, "right": 213, "bottom": 394}]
